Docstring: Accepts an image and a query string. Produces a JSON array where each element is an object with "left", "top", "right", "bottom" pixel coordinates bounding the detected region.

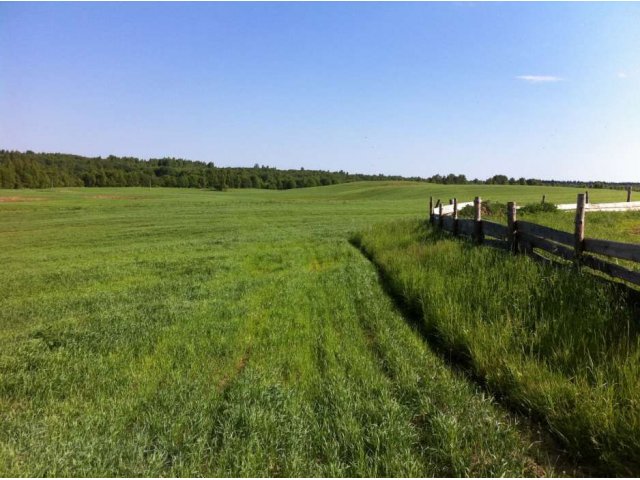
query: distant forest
[{"left": 0, "top": 150, "right": 637, "bottom": 191}]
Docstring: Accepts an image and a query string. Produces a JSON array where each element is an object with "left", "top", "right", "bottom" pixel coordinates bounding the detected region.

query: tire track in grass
[
  {"left": 108, "top": 268, "right": 272, "bottom": 476},
  {"left": 201, "top": 267, "right": 322, "bottom": 477},
  {"left": 216, "top": 345, "right": 251, "bottom": 393},
  {"left": 307, "top": 273, "right": 423, "bottom": 477}
]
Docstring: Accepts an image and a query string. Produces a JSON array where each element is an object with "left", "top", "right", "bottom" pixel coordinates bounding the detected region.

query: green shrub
[
  {"left": 519, "top": 202, "right": 558, "bottom": 215},
  {"left": 458, "top": 200, "right": 507, "bottom": 220}
]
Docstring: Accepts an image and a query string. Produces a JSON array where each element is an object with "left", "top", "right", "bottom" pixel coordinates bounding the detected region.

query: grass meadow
[{"left": 1, "top": 182, "right": 638, "bottom": 476}]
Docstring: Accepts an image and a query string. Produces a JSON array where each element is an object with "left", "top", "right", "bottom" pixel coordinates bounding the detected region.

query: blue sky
[{"left": 1, "top": 2, "right": 639, "bottom": 181}]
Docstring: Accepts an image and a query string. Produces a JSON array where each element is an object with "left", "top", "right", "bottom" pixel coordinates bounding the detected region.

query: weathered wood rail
[
  {"left": 556, "top": 201, "right": 640, "bottom": 212},
  {"left": 428, "top": 193, "right": 640, "bottom": 287}
]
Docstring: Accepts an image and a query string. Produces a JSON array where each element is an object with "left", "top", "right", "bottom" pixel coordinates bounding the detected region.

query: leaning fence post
[
  {"left": 474, "top": 196, "right": 483, "bottom": 244},
  {"left": 429, "top": 196, "right": 433, "bottom": 224},
  {"left": 438, "top": 201, "right": 443, "bottom": 229},
  {"left": 585, "top": 190, "right": 589, "bottom": 204},
  {"left": 507, "top": 202, "right": 517, "bottom": 253},
  {"left": 628, "top": 187, "right": 632, "bottom": 202},
  {"left": 574, "top": 193, "right": 586, "bottom": 264},
  {"left": 541, "top": 194, "right": 546, "bottom": 204},
  {"left": 453, "top": 198, "right": 458, "bottom": 236}
]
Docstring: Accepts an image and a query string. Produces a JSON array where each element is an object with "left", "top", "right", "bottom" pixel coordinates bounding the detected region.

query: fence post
[
  {"left": 438, "top": 201, "right": 443, "bottom": 229},
  {"left": 541, "top": 194, "right": 545, "bottom": 204},
  {"left": 507, "top": 202, "right": 517, "bottom": 253},
  {"left": 628, "top": 187, "right": 632, "bottom": 202},
  {"left": 585, "top": 190, "right": 589, "bottom": 204},
  {"left": 429, "top": 196, "right": 433, "bottom": 224},
  {"left": 574, "top": 193, "right": 586, "bottom": 264},
  {"left": 449, "top": 199, "right": 453, "bottom": 205},
  {"left": 453, "top": 198, "right": 458, "bottom": 236},
  {"left": 474, "top": 196, "right": 483, "bottom": 244}
]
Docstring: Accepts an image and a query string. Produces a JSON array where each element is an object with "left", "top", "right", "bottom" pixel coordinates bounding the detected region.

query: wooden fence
[
  {"left": 432, "top": 188, "right": 640, "bottom": 215},
  {"left": 428, "top": 193, "right": 640, "bottom": 287}
]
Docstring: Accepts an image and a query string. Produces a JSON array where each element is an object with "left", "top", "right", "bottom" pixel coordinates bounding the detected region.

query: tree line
[
  {"left": 0, "top": 150, "right": 424, "bottom": 190},
  {"left": 425, "top": 173, "right": 638, "bottom": 190},
  {"left": 0, "top": 150, "right": 637, "bottom": 191}
]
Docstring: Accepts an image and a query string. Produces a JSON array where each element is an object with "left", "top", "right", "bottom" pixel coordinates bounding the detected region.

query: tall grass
[{"left": 354, "top": 219, "right": 640, "bottom": 475}]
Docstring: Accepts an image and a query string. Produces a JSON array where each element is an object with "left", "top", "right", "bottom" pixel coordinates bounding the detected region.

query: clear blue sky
[{"left": 1, "top": 2, "right": 639, "bottom": 181}]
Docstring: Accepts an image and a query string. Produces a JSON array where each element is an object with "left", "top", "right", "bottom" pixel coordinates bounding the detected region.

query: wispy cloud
[
  {"left": 617, "top": 71, "right": 628, "bottom": 79},
  {"left": 516, "top": 75, "right": 564, "bottom": 83}
]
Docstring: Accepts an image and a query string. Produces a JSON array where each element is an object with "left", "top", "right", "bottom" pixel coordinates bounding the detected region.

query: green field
[{"left": 1, "top": 183, "right": 638, "bottom": 476}]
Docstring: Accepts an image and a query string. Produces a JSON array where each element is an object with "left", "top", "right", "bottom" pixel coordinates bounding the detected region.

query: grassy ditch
[{"left": 353, "top": 219, "right": 640, "bottom": 476}]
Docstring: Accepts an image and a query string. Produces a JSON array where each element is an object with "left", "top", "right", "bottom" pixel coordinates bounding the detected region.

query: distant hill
[{"left": 0, "top": 149, "right": 637, "bottom": 191}]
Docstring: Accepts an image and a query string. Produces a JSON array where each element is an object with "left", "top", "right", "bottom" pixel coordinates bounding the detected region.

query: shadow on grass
[{"left": 349, "top": 224, "right": 605, "bottom": 477}]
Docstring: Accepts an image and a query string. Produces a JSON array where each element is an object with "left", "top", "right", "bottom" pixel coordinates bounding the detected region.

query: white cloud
[
  {"left": 617, "top": 71, "right": 628, "bottom": 79},
  {"left": 516, "top": 75, "right": 564, "bottom": 83}
]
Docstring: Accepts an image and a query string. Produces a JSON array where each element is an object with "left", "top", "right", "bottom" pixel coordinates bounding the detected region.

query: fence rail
[
  {"left": 482, "top": 220, "right": 508, "bottom": 240},
  {"left": 428, "top": 193, "right": 640, "bottom": 287},
  {"left": 556, "top": 201, "right": 640, "bottom": 212}
]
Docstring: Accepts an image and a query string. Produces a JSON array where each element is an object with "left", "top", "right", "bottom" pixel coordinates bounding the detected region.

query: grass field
[{"left": 1, "top": 182, "right": 637, "bottom": 476}]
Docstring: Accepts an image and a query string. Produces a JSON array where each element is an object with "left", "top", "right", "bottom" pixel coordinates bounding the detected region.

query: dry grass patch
[{"left": 0, "top": 196, "right": 47, "bottom": 203}]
